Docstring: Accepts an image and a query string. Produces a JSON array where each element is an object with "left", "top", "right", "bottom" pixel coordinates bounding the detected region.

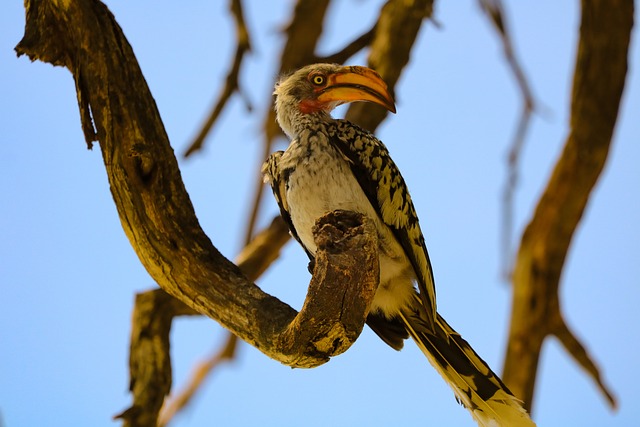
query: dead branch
[
  {"left": 345, "top": 0, "right": 435, "bottom": 132},
  {"left": 318, "top": 24, "right": 378, "bottom": 64},
  {"left": 266, "top": 0, "right": 331, "bottom": 140},
  {"left": 16, "top": 0, "right": 379, "bottom": 423},
  {"left": 502, "top": 0, "right": 632, "bottom": 411},
  {"left": 243, "top": 0, "right": 332, "bottom": 245},
  {"left": 478, "top": 0, "right": 537, "bottom": 280},
  {"left": 157, "top": 329, "right": 238, "bottom": 427},
  {"left": 115, "top": 289, "right": 189, "bottom": 427},
  {"left": 183, "top": 0, "right": 252, "bottom": 157}
]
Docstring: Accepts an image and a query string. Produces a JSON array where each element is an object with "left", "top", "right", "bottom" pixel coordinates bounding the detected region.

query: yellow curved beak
[{"left": 317, "top": 66, "right": 396, "bottom": 113}]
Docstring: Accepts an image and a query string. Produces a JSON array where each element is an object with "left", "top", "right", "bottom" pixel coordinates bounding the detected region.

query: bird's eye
[{"left": 310, "top": 74, "right": 325, "bottom": 86}]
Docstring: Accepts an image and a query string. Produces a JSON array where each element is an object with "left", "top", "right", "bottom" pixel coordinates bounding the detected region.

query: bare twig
[
  {"left": 157, "top": 334, "right": 238, "bottom": 427},
  {"left": 244, "top": 0, "right": 332, "bottom": 245},
  {"left": 345, "top": 0, "right": 435, "bottom": 132},
  {"left": 551, "top": 313, "right": 616, "bottom": 408},
  {"left": 478, "top": 0, "right": 536, "bottom": 281},
  {"left": 502, "top": 0, "right": 632, "bottom": 411},
  {"left": 243, "top": 139, "right": 280, "bottom": 244},
  {"left": 183, "top": 0, "right": 252, "bottom": 157},
  {"left": 318, "top": 24, "right": 377, "bottom": 64}
]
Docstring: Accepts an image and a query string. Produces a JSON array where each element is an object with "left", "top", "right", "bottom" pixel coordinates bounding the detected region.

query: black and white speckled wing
[
  {"left": 262, "top": 150, "right": 314, "bottom": 262},
  {"left": 328, "top": 119, "right": 437, "bottom": 330}
]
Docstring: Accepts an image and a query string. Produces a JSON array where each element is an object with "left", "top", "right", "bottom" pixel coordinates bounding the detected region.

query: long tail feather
[{"left": 399, "top": 304, "right": 536, "bottom": 427}]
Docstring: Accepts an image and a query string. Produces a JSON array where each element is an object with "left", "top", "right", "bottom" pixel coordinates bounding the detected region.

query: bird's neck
[{"left": 276, "top": 99, "right": 333, "bottom": 140}]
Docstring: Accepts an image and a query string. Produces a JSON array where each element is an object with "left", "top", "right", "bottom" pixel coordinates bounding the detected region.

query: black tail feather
[{"left": 397, "top": 298, "right": 536, "bottom": 426}]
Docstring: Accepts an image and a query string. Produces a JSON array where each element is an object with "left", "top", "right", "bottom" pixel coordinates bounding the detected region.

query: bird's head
[{"left": 274, "top": 63, "right": 396, "bottom": 137}]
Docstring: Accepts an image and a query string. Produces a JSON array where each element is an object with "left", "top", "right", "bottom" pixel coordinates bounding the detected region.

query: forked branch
[{"left": 503, "top": 0, "right": 632, "bottom": 411}]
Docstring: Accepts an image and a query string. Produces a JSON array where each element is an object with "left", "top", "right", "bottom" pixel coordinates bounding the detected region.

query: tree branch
[
  {"left": 502, "top": 0, "right": 632, "bottom": 411},
  {"left": 260, "top": 0, "right": 332, "bottom": 148},
  {"left": 183, "top": 0, "right": 252, "bottom": 158},
  {"left": 114, "top": 289, "right": 191, "bottom": 427},
  {"left": 551, "top": 312, "right": 616, "bottom": 408},
  {"left": 158, "top": 333, "right": 239, "bottom": 427},
  {"left": 318, "top": 24, "right": 378, "bottom": 64},
  {"left": 345, "top": 0, "right": 435, "bottom": 132},
  {"left": 16, "top": 0, "right": 379, "bottom": 390},
  {"left": 478, "top": 0, "right": 537, "bottom": 280},
  {"left": 243, "top": 0, "right": 333, "bottom": 245}
]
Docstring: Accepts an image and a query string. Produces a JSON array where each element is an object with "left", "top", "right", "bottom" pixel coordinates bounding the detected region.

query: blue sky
[{"left": 1, "top": 1, "right": 638, "bottom": 426}]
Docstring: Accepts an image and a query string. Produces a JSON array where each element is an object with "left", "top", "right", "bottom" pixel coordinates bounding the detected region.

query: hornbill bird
[{"left": 262, "top": 63, "right": 535, "bottom": 427}]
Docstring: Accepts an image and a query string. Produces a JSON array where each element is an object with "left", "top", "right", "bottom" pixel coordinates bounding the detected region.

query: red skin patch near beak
[{"left": 298, "top": 99, "right": 328, "bottom": 114}]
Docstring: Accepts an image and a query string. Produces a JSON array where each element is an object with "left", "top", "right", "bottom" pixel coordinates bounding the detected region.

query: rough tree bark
[
  {"left": 503, "top": 0, "right": 633, "bottom": 411},
  {"left": 16, "top": 0, "right": 379, "bottom": 386}
]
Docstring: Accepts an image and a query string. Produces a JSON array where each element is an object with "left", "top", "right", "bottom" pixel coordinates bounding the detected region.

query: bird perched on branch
[{"left": 262, "top": 63, "right": 535, "bottom": 427}]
